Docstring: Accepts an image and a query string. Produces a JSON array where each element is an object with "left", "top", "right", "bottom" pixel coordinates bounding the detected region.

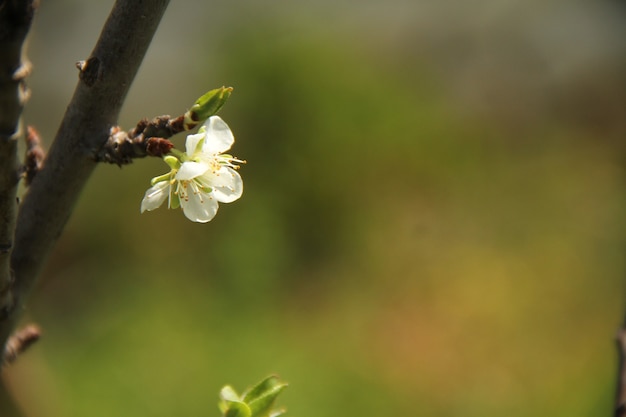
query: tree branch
[
  {"left": 0, "top": 0, "right": 37, "bottom": 324},
  {"left": 0, "top": 0, "right": 171, "bottom": 360}
]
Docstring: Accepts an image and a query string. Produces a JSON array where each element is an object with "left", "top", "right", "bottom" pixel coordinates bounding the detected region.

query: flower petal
[
  {"left": 202, "top": 116, "right": 234, "bottom": 154},
  {"left": 180, "top": 187, "right": 219, "bottom": 223},
  {"left": 176, "top": 161, "right": 209, "bottom": 180},
  {"left": 141, "top": 181, "right": 170, "bottom": 212},
  {"left": 211, "top": 167, "right": 243, "bottom": 203},
  {"left": 185, "top": 131, "right": 206, "bottom": 156}
]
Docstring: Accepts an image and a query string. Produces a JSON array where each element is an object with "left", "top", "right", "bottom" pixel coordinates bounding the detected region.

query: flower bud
[
  {"left": 146, "top": 137, "right": 174, "bottom": 157},
  {"left": 184, "top": 86, "right": 233, "bottom": 129}
]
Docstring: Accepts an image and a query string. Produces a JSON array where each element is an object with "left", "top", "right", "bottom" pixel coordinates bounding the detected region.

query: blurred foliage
[
  {"left": 3, "top": 1, "right": 626, "bottom": 417},
  {"left": 218, "top": 375, "right": 287, "bottom": 417}
]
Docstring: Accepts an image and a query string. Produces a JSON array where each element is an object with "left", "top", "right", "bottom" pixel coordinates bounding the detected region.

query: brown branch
[
  {"left": 97, "top": 114, "right": 183, "bottom": 165},
  {"left": 0, "top": 0, "right": 36, "bottom": 132},
  {"left": 0, "top": 0, "right": 38, "bottom": 328},
  {"left": 2, "top": 324, "right": 40, "bottom": 366},
  {"left": 0, "top": 0, "right": 171, "bottom": 361}
]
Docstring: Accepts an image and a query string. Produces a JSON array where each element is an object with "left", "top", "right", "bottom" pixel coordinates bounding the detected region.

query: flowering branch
[
  {"left": 140, "top": 115, "right": 244, "bottom": 223},
  {"left": 0, "top": 0, "right": 171, "bottom": 363},
  {"left": 97, "top": 115, "right": 185, "bottom": 165},
  {"left": 97, "top": 86, "right": 233, "bottom": 165}
]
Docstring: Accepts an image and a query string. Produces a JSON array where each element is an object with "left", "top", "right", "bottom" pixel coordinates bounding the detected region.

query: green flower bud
[{"left": 184, "top": 86, "right": 233, "bottom": 129}]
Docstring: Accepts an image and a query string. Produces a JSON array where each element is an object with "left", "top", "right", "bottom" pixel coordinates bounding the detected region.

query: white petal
[
  {"left": 202, "top": 116, "right": 234, "bottom": 154},
  {"left": 185, "top": 131, "right": 206, "bottom": 155},
  {"left": 180, "top": 188, "right": 219, "bottom": 223},
  {"left": 141, "top": 181, "right": 170, "bottom": 212},
  {"left": 211, "top": 167, "right": 243, "bottom": 203},
  {"left": 176, "top": 161, "right": 209, "bottom": 180}
]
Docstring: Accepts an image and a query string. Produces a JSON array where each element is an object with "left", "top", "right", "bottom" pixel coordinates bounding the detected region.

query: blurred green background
[{"left": 3, "top": 0, "right": 626, "bottom": 416}]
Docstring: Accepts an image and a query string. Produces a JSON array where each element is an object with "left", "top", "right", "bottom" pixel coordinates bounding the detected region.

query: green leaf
[
  {"left": 243, "top": 376, "right": 288, "bottom": 417},
  {"left": 218, "top": 376, "right": 287, "bottom": 417},
  {"left": 223, "top": 401, "right": 251, "bottom": 417},
  {"left": 219, "top": 386, "right": 250, "bottom": 417},
  {"left": 220, "top": 385, "right": 241, "bottom": 403},
  {"left": 242, "top": 376, "right": 282, "bottom": 403}
]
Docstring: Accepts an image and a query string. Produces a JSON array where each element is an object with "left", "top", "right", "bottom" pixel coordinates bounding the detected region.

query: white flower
[{"left": 141, "top": 116, "right": 244, "bottom": 223}]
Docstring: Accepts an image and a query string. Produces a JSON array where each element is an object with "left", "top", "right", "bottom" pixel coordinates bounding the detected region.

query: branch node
[
  {"left": 23, "top": 125, "right": 44, "bottom": 185},
  {"left": 146, "top": 137, "right": 174, "bottom": 157},
  {"left": 77, "top": 56, "right": 101, "bottom": 87},
  {"left": 95, "top": 114, "right": 185, "bottom": 165},
  {"left": 12, "top": 60, "right": 32, "bottom": 81},
  {"left": 95, "top": 127, "right": 135, "bottom": 165},
  {"left": 2, "top": 324, "right": 40, "bottom": 367}
]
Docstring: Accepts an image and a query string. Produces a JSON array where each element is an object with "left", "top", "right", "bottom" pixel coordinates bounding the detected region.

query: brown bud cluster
[
  {"left": 146, "top": 137, "right": 174, "bottom": 157},
  {"left": 24, "top": 126, "right": 44, "bottom": 185}
]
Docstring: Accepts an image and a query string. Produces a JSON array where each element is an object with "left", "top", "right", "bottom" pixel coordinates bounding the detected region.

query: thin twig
[
  {"left": 97, "top": 114, "right": 183, "bottom": 165},
  {"left": 96, "top": 85, "right": 234, "bottom": 164}
]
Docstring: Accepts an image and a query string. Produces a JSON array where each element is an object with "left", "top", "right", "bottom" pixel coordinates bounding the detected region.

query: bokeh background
[{"left": 3, "top": 0, "right": 626, "bottom": 416}]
